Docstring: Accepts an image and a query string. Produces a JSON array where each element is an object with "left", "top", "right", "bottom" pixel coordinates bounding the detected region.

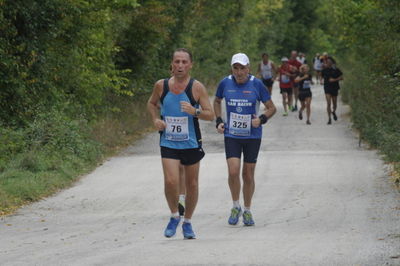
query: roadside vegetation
[{"left": 1, "top": 0, "right": 398, "bottom": 214}]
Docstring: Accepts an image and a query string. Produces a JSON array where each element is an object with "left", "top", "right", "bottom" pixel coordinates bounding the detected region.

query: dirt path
[{"left": 1, "top": 82, "right": 399, "bottom": 266}]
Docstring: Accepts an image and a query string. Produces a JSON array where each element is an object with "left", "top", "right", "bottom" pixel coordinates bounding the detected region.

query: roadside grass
[
  {"left": 341, "top": 60, "right": 400, "bottom": 186},
  {"left": 0, "top": 95, "right": 152, "bottom": 215}
]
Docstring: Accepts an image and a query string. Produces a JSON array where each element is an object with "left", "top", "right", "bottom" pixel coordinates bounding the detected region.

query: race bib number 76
[{"left": 165, "top": 116, "right": 189, "bottom": 141}]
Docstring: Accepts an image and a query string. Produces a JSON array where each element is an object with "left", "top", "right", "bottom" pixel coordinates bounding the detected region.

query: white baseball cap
[
  {"left": 281, "top": 57, "right": 289, "bottom": 62},
  {"left": 231, "top": 53, "right": 250, "bottom": 66}
]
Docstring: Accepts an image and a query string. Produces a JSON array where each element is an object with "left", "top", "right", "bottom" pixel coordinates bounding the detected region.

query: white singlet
[{"left": 260, "top": 61, "right": 273, "bottom": 80}]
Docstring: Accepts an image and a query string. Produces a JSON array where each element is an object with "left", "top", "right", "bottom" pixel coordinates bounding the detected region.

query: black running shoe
[
  {"left": 292, "top": 105, "right": 298, "bottom": 112},
  {"left": 299, "top": 112, "right": 303, "bottom": 120},
  {"left": 327, "top": 119, "right": 332, "bottom": 125},
  {"left": 178, "top": 202, "right": 185, "bottom": 216},
  {"left": 306, "top": 120, "right": 311, "bottom": 125},
  {"left": 332, "top": 111, "right": 337, "bottom": 121}
]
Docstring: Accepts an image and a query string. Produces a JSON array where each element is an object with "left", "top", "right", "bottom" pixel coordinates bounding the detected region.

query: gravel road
[{"left": 1, "top": 82, "right": 399, "bottom": 266}]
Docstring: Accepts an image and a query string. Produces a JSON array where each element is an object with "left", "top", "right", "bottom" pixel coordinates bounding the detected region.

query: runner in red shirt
[
  {"left": 276, "top": 57, "right": 296, "bottom": 116},
  {"left": 288, "top": 50, "right": 302, "bottom": 112}
]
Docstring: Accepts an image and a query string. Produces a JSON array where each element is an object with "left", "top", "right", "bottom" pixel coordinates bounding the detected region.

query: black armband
[
  {"left": 258, "top": 114, "right": 268, "bottom": 125},
  {"left": 216, "top": 117, "right": 224, "bottom": 128}
]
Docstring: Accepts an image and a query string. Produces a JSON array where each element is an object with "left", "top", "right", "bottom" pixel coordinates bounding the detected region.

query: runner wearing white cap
[{"left": 214, "top": 53, "right": 276, "bottom": 226}]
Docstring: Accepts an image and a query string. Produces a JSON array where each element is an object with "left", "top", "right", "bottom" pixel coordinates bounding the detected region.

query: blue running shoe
[
  {"left": 164, "top": 217, "right": 180, "bottom": 238},
  {"left": 182, "top": 222, "right": 196, "bottom": 239},
  {"left": 243, "top": 210, "right": 255, "bottom": 226},
  {"left": 228, "top": 207, "right": 242, "bottom": 225}
]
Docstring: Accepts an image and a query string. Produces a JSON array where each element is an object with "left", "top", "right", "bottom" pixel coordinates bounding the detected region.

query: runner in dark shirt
[
  {"left": 295, "top": 65, "right": 314, "bottom": 125},
  {"left": 321, "top": 57, "right": 343, "bottom": 124}
]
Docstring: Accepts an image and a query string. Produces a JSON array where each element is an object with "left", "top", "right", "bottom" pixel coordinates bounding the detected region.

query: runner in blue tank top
[
  {"left": 147, "top": 48, "right": 214, "bottom": 239},
  {"left": 214, "top": 53, "right": 276, "bottom": 226}
]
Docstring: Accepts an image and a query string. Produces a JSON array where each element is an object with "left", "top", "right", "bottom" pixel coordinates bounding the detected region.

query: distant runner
[
  {"left": 295, "top": 64, "right": 314, "bottom": 125},
  {"left": 297, "top": 52, "right": 307, "bottom": 64},
  {"left": 277, "top": 57, "right": 295, "bottom": 116},
  {"left": 313, "top": 53, "right": 323, "bottom": 84},
  {"left": 321, "top": 56, "right": 343, "bottom": 124},
  {"left": 257, "top": 53, "right": 277, "bottom": 95},
  {"left": 288, "top": 51, "right": 302, "bottom": 112}
]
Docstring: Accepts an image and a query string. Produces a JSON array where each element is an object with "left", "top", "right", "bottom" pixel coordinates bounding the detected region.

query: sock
[
  {"left": 179, "top": 194, "right": 185, "bottom": 204},
  {"left": 244, "top": 206, "right": 251, "bottom": 212},
  {"left": 233, "top": 200, "right": 240, "bottom": 209},
  {"left": 184, "top": 218, "right": 191, "bottom": 224},
  {"left": 171, "top": 212, "right": 179, "bottom": 218}
]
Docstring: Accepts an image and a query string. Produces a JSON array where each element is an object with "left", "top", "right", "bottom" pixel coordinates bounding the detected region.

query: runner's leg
[
  {"left": 306, "top": 97, "right": 312, "bottom": 122},
  {"left": 282, "top": 92, "right": 288, "bottom": 113},
  {"left": 162, "top": 158, "right": 181, "bottom": 214},
  {"left": 227, "top": 157, "right": 241, "bottom": 202},
  {"left": 325, "top": 94, "right": 332, "bottom": 123},
  {"left": 332, "top": 96, "right": 338, "bottom": 113},
  {"left": 293, "top": 86, "right": 299, "bottom": 110},
  {"left": 178, "top": 164, "right": 185, "bottom": 216},
  {"left": 299, "top": 99, "right": 305, "bottom": 120},
  {"left": 183, "top": 162, "right": 200, "bottom": 219},
  {"left": 242, "top": 162, "right": 256, "bottom": 209},
  {"left": 268, "top": 86, "right": 272, "bottom": 96}
]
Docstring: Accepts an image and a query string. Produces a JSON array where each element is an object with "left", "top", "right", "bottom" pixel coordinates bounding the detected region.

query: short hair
[
  {"left": 262, "top": 53, "right": 269, "bottom": 57},
  {"left": 300, "top": 64, "right": 309, "bottom": 72},
  {"left": 172, "top": 48, "right": 193, "bottom": 62},
  {"left": 327, "top": 56, "right": 336, "bottom": 64}
]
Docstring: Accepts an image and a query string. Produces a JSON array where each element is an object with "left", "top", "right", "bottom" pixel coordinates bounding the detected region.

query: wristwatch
[{"left": 194, "top": 108, "right": 201, "bottom": 117}]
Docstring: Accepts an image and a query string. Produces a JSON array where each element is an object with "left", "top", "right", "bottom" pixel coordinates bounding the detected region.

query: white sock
[
  {"left": 233, "top": 200, "right": 241, "bottom": 209},
  {"left": 184, "top": 218, "right": 191, "bottom": 224},
  {"left": 244, "top": 206, "right": 251, "bottom": 212},
  {"left": 179, "top": 194, "right": 185, "bottom": 203},
  {"left": 171, "top": 212, "right": 179, "bottom": 218}
]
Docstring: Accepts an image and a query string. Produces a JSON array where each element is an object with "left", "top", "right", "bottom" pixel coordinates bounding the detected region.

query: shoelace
[
  {"left": 230, "top": 208, "right": 240, "bottom": 218},
  {"left": 243, "top": 212, "right": 252, "bottom": 221}
]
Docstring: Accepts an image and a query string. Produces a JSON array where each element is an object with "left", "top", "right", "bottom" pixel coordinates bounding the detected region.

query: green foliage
[
  {"left": 329, "top": 0, "right": 400, "bottom": 163},
  {"left": 1, "top": 0, "right": 399, "bottom": 212},
  {"left": 0, "top": 108, "right": 101, "bottom": 212},
  {"left": 266, "top": 0, "right": 319, "bottom": 57}
]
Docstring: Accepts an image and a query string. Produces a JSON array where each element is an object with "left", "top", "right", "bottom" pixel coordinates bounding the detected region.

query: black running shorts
[
  {"left": 262, "top": 78, "right": 274, "bottom": 88},
  {"left": 324, "top": 87, "right": 339, "bottom": 97},
  {"left": 280, "top": 87, "right": 293, "bottom": 95},
  {"left": 224, "top": 137, "right": 262, "bottom": 163},
  {"left": 160, "top": 146, "right": 205, "bottom": 165},
  {"left": 299, "top": 91, "right": 312, "bottom": 101}
]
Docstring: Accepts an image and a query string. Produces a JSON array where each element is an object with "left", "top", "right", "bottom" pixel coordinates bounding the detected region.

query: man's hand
[
  {"left": 251, "top": 114, "right": 261, "bottom": 128},
  {"left": 154, "top": 118, "right": 166, "bottom": 131},
  {"left": 180, "top": 101, "right": 195, "bottom": 115},
  {"left": 217, "top": 123, "right": 225, "bottom": 134}
]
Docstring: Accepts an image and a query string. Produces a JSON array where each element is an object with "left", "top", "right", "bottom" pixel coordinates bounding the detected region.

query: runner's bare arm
[
  {"left": 213, "top": 96, "right": 225, "bottom": 133},
  {"left": 182, "top": 81, "right": 214, "bottom": 121},
  {"left": 147, "top": 80, "right": 166, "bottom": 131},
  {"left": 252, "top": 99, "right": 276, "bottom": 128},
  {"left": 256, "top": 63, "right": 262, "bottom": 78},
  {"left": 272, "top": 62, "right": 278, "bottom": 79},
  {"left": 329, "top": 75, "right": 343, "bottom": 82},
  {"left": 275, "top": 68, "right": 281, "bottom": 81},
  {"left": 294, "top": 74, "right": 308, "bottom": 83},
  {"left": 329, "top": 74, "right": 344, "bottom": 82}
]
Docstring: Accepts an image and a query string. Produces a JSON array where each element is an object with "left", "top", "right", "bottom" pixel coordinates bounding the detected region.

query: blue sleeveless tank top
[{"left": 159, "top": 78, "right": 202, "bottom": 149}]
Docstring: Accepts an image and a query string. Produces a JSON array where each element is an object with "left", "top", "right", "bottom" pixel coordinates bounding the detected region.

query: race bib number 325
[
  {"left": 165, "top": 116, "right": 189, "bottom": 141},
  {"left": 229, "top": 112, "right": 251, "bottom": 136}
]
